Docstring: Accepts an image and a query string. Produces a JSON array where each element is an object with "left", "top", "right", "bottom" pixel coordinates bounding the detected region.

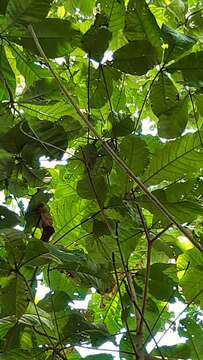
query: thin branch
[
  {"left": 151, "top": 224, "right": 173, "bottom": 243},
  {"left": 135, "top": 205, "right": 152, "bottom": 336},
  {"left": 124, "top": 281, "right": 165, "bottom": 360},
  {"left": 28, "top": 24, "right": 203, "bottom": 252},
  {"left": 47, "top": 265, "right": 67, "bottom": 359},
  {"left": 112, "top": 252, "right": 139, "bottom": 359}
]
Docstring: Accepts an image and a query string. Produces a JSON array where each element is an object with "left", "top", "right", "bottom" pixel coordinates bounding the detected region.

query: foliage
[{"left": 0, "top": 0, "right": 202, "bottom": 359}]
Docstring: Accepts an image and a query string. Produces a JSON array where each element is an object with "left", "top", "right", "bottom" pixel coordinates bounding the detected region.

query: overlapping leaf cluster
[{"left": 0, "top": 0, "right": 202, "bottom": 359}]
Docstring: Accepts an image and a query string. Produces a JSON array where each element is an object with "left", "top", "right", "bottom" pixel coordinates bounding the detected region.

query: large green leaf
[
  {"left": 124, "top": 0, "right": 162, "bottom": 51},
  {"left": 0, "top": 47, "right": 16, "bottom": 101},
  {"left": 143, "top": 131, "right": 203, "bottom": 185},
  {"left": 150, "top": 73, "right": 188, "bottom": 138},
  {"left": 6, "top": 0, "right": 52, "bottom": 24},
  {"left": 112, "top": 40, "right": 158, "bottom": 75},
  {"left": 77, "top": 174, "right": 108, "bottom": 203},
  {"left": 161, "top": 24, "right": 196, "bottom": 62},
  {"left": 150, "top": 72, "right": 178, "bottom": 116},
  {"left": 10, "top": 19, "right": 82, "bottom": 58},
  {"left": 0, "top": 206, "right": 20, "bottom": 228},
  {"left": 177, "top": 248, "right": 203, "bottom": 308},
  {"left": 98, "top": 0, "right": 125, "bottom": 46},
  {"left": 120, "top": 135, "right": 149, "bottom": 175},
  {"left": 89, "top": 66, "right": 113, "bottom": 108},
  {"left": 167, "top": 51, "right": 203, "bottom": 86},
  {"left": 0, "top": 274, "right": 28, "bottom": 318},
  {"left": 138, "top": 189, "right": 203, "bottom": 225},
  {"left": 157, "top": 98, "right": 188, "bottom": 139}
]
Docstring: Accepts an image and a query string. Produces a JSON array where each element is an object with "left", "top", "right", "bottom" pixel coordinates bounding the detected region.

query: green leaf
[
  {"left": 64, "top": 0, "right": 95, "bottom": 16},
  {"left": 177, "top": 248, "right": 203, "bottom": 308},
  {"left": 108, "top": 112, "right": 134, "bottom": 137},
  {"left": 0, "top": 206, "right": 20, "bottom": 228},
  {"left": 90, "top": 66, "right": 113, "bottom": 108},
  {"left": 152, "top": 343, "right": 191, "bottom": 359},
  {"left": 124, "top": 0, "right": 162, "bottom": 51},
  {"left": 0, "top": 274, "right": 28, "bottom": 318},
  {"left": 143, "top": 131, "right": 203, "bottom": 185},
  {"left": 138, "top": 189, "right": 203, "bottom": 225},
  {"left": 10, "top": 19, "right": 82, "bottom": 58},
  {"left": 120, "top": 135, "right": 149, "bottom": 175},
  {"left": 158, "top": 97, "right": 188, "bottom": 139},
  {"left": 6, "top": 0, "right": 52, "bottom": 24},
  {"left": 62, "top": 310, "right": 113, "bottom": 346},
  {"left": 21, "top": 119, "right": 68, "bottom": 164},
  {"left": 0, "top": 149, "right": 14, "bottom": 181},
  {"left": 0, "top": 0, "right": 9, "bottom": 15},
  {"left": 38, "top": 291, "right": 71, "bottom": 312},
  {"left": 150, "top": 72, "right": 179, "bottom": 117},
  {"left": 82, "top": 26, "right": 112, "bottom": 62},
  {"left": 167, "top": 51, "right": 203, "bottom": 86},
  {"left": 161, "top": 24, "right": 196, "bottom": 62},
  {"left": 77, "top": 175, "right": 108, "bottom": 203},
  {"left": 150, "top": 73, "right": 188, "bottom": 138},
  {"left": 0, "top": 47, "right": 16, "bottom": 101},
  {"left": 147, "top": 263, "right": 178, "bottom": 300},
  {"left": 113, "top": 40, "right": 158, "bottom": 75}
]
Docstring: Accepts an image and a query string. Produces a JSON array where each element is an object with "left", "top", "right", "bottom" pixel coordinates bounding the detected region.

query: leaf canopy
[{"left": 0, "top": 0, "right": 202, "bottom": 359}]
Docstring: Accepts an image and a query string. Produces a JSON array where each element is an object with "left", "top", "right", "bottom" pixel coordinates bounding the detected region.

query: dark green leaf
[
  {"left": 10, "top": 19, "right": 82, "bottom": 58},
  {"left": 120, "top": 135, "right": 149, "bottom": 175},
  {"left": 0, "top": 206, "right": 20, "bottom": 228},
  {"left": 82, "top": 26, "right": 112, "bottom": 62},
  {"left": 113, "top": 41, "right": 158, "bottom": 75},
  {"left": 167, "top": 51, "right": 203, "bottom": 86},
  {"left": 77, "top": 175, "right": 108, "bottom": 203},
  {"left": 6, "top": 0, "right": 52, "bottom": 24},
  {"left": 161, "top": 24, "right": 196, "bottom": 62},
  {"left": 124, "top": 0, "right": 162, "bottom": 51},
  {"left": 109, "top": 111, "right": 134, "bottom": 137}
]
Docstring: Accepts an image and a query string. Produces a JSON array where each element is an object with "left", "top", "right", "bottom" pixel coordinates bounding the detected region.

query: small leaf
[{"left": 113, "top": 40, "right": 158, "bottom": 75}]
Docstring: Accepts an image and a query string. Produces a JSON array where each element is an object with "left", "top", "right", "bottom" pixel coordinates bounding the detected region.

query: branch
[
  {"left": 112, "top": 252, "right": 139, "bottom": 359},
  {"left": 28, "top": 24, "right": 203, "bottom": 253}
]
